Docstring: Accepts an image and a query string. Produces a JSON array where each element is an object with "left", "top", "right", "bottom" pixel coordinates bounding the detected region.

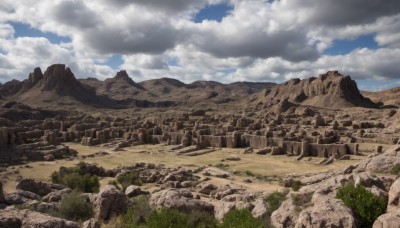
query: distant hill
[
  {"left": 362, "top": 87, "right": 400, "bottom": 108},
  {"left": 249, "top": 71, "right": 377, "bottom": 112},
  {"left": 79, "top": 72, "right": 276, "bottom": 104}
]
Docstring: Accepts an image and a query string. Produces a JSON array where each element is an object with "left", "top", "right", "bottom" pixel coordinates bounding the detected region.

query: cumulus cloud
[{"left": 1, "top": 0, "right": 400, "bottom": 90}]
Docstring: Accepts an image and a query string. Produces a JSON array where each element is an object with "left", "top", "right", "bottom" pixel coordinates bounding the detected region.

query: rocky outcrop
[
  {"left": 373, "top": 211, "right": 400, "bottom": 228},
  {"left": 253, "top": 71, "right": 376, "bottom": 109},
  {"left": 149, "top": 188, "right": 214, "bottom": 214},
  {"left": 0, "top": 208, "right": 78, "bottom": 228},
  {"left": 16, "top": 178, "right": 65, "bottom": 196},
  {"left": 90, "top": 185, "right": 129, "bottom": 221},
  {"left": 387, "top": 177, "right": 400, "bottom": 213},
  {"left": 295, "top": 190, "right": 357, "bottom": 228}
]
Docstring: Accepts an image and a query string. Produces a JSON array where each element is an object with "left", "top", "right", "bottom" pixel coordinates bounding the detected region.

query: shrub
[
  {"left": 220, "top": 209, "right": 263, "bottom": 228},
  {"left": 265, "top": 190, "right": 288, "bottom": 213},
  {"left": 108, "top": 180, "right": 122, "bottom": 190},
  {"left": 390, "top": 164, "right": 400, "bottom": 175},
  {"left": 245, "top": 170, "right": 255, "bottom": 176},
  {"left": 291, "top": 181, "right": 302, "bottom": 191},
  {"left": 187, "top": 210, "right": 218, "bottom": 228},
  {"left": 119, "top": 195, "right": 152, "bottom": 227},
  {"left": 51, "top": 164, "right": 100, "bottom": 193},
  {"left": 147, "top": 208, "right": 189, "bottom": 228},
  {"left": 57, "top": 191, "right": 94, "bottom": 221},
  {"left": 336, "top": 183, "right": 387, "bottom": 228},
  {"left": 117, "top": 171, "right": 142, "bottom": 191},
  {"left": 146, "top": 208, "right": 217, "bottom": 228}
]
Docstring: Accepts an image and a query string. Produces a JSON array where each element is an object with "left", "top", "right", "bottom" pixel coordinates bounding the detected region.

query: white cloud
[{"left": 0, "top": 0, "right": 400, "bottom": 90}]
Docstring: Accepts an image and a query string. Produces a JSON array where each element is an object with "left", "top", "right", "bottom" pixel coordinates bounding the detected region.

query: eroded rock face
[
  {"left": 16, "top": 178, "right": 65, "bottom": 196},
  {"left": 90, "top": 185, "right": 129, "bottom": 221},
  {"left": 373, "top": 211, "right": 400, "bottom": 228},
  {"left": 149, "top": 188, "right": 214, "bottom": 214},
  {"left": 0, "top": 208, "right": 78, "bottom": 228},
  {"left": 295, "top": 191, "right": 357, "bottom": 228},
  {"left": 0, "top": 181, "right": 5, "bottom": 203},
  {"left": 388, "top": 177, "right": 400, "bottom": 213}
]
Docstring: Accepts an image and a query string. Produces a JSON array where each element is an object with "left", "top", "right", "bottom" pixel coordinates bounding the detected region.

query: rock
[
  {"left": 213, "top": 201, "right": 254, "bottom": 220},
  {"left": 42, "top": 188, "right": 72, "bottom": 202},
  {"left": 251, "top": 197, "right": 268, "bottom": 219},
  {"left": 271, "top": 196, "right": 299, "bottom": 228},
  {"left": 82, "top": 218, "right": 100, "bottom": 228},
  {"left": 0, "top": 208, "right": 78, "bottom": 228},
  {"left": 17, "top": 190, "right": 40, "bottom": 200},
  {"left": 16, "top": 178, "right": 64, "bottom": 196},
  {"left": 91, "top": 185, "right": 129, "bottom": 221},
  {"left": 373, "top": 211, "right": 400, "bottom": 228},
  {"left": 295, "top": 191, "right": 357, "bottom": 228},
  {"left": 149, "top": 188, "right": 214, "bottom": 214},
  {"left": 244, "top": 147, "right": 254, "bottom": 154},
  {"left": 5, "top": 193, "right": 29, "bottom": 204},
  {"left": 0, "top": 182, "right": 4, "bottom": 203},
  {"left": 388, "top": 177, "right": 400, "bottom": 213},
  {"left": 199, "top": 183, "right": 218, "bottom": 195},
  {"left": 125, "top": 185, "right": 144, "bottom": 198}
]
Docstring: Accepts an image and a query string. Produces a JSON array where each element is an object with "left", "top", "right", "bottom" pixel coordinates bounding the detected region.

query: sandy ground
[{"left": 2, "top": 142, "right": 367, "bottom": 194}]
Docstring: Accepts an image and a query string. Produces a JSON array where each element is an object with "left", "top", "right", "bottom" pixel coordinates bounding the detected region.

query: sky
[{"left": 0, "top": 0, "right": 400, "bottom": 91}]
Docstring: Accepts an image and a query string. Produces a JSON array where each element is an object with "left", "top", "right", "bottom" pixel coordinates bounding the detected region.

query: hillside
[{"left": 249, "top": 71, "right": 377, "bottom": 111}]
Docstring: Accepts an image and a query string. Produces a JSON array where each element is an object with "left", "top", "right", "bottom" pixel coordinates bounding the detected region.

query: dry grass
[{"left": 3, "top": 143, "right": 363, "bottom": 194}]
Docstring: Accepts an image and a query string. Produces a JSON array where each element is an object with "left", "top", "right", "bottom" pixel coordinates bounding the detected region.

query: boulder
[
  {"left": 0, "top": 182, "right": 4, "bottom": 203},
  {"left": 199, "top": 183, "right": 218, "bottom": 195},
  {"left": 251, "top": 197, "right": 268, "bottom": 219},
  {"left": 295, "top": 191, "right": 357, "bottom": 228},
  {"left": 15, "top": 190, "right": 41, "bottom": 201},
  {"left": 149, "top": 188, "right": 214, "bottom": 214},
  {"left": 388, "top": 177, "right": 400, "bottom": 213},
  {"left": 0, "top": 208, "right": 78, "bottom": 228},
  {"left": 16, "top": 178, "right": 64, "bottom": 196},
  {"left": 42, "top": 188, "right": 72, "bottom": 202},
  {"left": 125, "top": 185, "right": 144, "bottom": 198},
  {"left": 373, "top": 211, "right": 400, "bottom": 228},
  {"left": 82, "top": 218, "right": 100, "bottom": 228},
  {"left": 91, "top": 185, "right": 129, "bottom": 221}
]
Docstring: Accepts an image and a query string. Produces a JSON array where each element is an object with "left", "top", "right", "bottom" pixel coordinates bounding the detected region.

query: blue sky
[{"left": 1, "top": 0, "right": 399, "bottom": 91}]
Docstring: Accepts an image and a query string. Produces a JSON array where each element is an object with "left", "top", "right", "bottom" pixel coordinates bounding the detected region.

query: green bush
[
  {"left": 119, "top": 195, "right": 152, "bottom": 227},
  {"left": 146, "top": 208, "right": 217, "bottom": 228},
  {"left": 108, "top": 180, "right": 122, "bottom": 190},
  {"left": 245, "top": 170, "right": 255, "bottom": 176},
  {"left": 57, "top": 191, "right": 94, "bottom": 221},
  {"left": 117, "top": 171, "right": 142, "bottom": 191},
  {"left": 291, "top": 181, "right": 302, "bottom": 191},
  {"left": 51, "top": 164, "right": 100, "bottom": 193},
  {"left": 147, "top": 208, "right": 190, "bottom": 228},
  {"left": 336, "top": 183, "right": 387, "bottom": 228},
  {"left": 390, "top": 164, "right": 400, "bottom": 175},
  {"left": 265, "top": 190, "right": 288, "bottom": 213},
  {"left": 220, "top": 209, "right": 263, "bottom": 228}
]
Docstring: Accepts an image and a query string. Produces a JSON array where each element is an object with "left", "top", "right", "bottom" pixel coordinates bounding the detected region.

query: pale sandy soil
[{"left": 2, "top": 143, "right": 366, "bottom": 194}]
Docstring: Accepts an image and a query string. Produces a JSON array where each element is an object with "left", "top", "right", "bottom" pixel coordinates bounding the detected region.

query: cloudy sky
[{"left": 0, "top": 0, "right": 400, "bottom": 91}]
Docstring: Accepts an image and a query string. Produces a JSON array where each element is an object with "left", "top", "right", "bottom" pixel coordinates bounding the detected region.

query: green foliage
[
  {"left": 119, "top": 195, "right": 152, "bottom": 227},
  {"left": 147, "top": 208, "right": 190, "bottom": 228},
  {"left": 390, "top": 163, "right": 400, "bottom": 175},
  {"left": 265, "top": 190, "right": 288, "bottom": 213},
  {"left": 117, "top": 171, "right": 142, "bottom": 191},
  {"left": 57, "top": 191, "right": 94, "bottom": 221},
  {"left": 146, "top": 208, "right": 217, "bottom": 228},
  {"left": 108, "top": 180, "right": 122, "bottom": 190},
  {"left": 336, "top": 183, "right": 387, "bottom": 228},
  {"left": 220, "top": 209, "right": 263, "bottom": 228},
  {"left": 291, "top": 181, "right": 302, "bottom": 191},
  {"left": 245, "top": 170, "right": 255, "bottom": 176},
  {"left": 51, "top": 164, "right": 99, "bottom": 193}
]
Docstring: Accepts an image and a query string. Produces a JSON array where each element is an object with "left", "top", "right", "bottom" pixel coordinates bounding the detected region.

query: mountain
[
  {"left": 79, "top": 74, "right": 276, "bottom": 105},
  {"left": 81, "top": 70, "right": 155, "bottom": 101},
  {"left": 0, "top": 79, "right": 23, "bottom": 97},
  {"left": 250, "top": 71, "right": 377, "bottom": 110},
  {"left": 362, "top": 87, "right": 400, "bottom": 108}
]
